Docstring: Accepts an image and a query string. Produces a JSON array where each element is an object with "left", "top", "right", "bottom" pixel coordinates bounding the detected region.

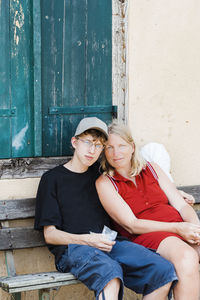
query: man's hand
[
  {"left": 44, "top": 225, "right": 116, "bottom": 251},
  {"left": 85, "top": 233, "right": 115, "bottom": 252}
]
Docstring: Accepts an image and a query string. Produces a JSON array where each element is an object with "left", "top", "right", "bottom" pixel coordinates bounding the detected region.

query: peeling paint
[
  {"left": 12, "top": 123, "right": 28, "bottom": 151},
  {"left": 13, "top": 3, "right": 24, "bottom": 45}
]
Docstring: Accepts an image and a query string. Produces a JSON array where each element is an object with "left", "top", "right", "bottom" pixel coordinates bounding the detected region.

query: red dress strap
[
  {"left": 146, "top": 162, "right": 159, "bottom": 181},
  {"left": 106, "top": 175, "right": 119, "bottom": 192}
]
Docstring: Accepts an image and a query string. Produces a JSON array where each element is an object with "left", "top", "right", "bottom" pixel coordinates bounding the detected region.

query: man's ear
[{"left": 71, "top": 137, "right": 77, "bottom": 149}]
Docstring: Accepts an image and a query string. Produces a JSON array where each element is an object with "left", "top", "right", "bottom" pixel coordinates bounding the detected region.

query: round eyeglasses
[{"left": 77, "top": 138, "right": 104, "bottom": 151}]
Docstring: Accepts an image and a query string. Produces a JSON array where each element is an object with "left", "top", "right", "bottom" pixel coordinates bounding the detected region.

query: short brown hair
[{"left": 76, "top": 129, "right": 107, "bottom": 145}]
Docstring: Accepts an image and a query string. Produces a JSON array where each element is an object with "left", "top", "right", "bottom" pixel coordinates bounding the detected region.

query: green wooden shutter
[
  {"left": 41, "top": 0, "right": 114, "bottom": 156},
  {"left": 0, "top": 0, "right": 11, "bottom": 158},
  {"left": 0, "top": 0, "right": 34, "bottom": 158}
]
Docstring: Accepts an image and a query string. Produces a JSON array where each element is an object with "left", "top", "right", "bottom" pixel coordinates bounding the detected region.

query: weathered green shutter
[
  {"left": 0, "top": 0, "right": 11, "bottom": 158},
  {"left": 0, "top": 0, "right": 34, "bottom": 158},
  {"left": 0, "top": 0, "right": 114, "bottom": 159},
  {"left": 41, "top": 0, "right": 114, "bottom": 156}
]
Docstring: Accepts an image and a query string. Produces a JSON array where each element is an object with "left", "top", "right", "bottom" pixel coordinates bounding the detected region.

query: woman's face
[{"left": 105, "top": 133, "right": 134, "bottom": 169}]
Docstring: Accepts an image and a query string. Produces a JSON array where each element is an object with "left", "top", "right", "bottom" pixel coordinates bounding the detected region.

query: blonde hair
[{"left": 101, "top": 120, "right": 146, "bottom": 176}]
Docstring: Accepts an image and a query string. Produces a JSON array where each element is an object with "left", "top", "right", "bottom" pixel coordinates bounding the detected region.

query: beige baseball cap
[{"left": 74, "top": 117, "right": 108, "bottom": 139}]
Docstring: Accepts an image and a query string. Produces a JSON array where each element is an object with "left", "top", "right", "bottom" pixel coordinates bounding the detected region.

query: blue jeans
[{"left": 56, "top": 239, "right": 177, "bottom": 300}]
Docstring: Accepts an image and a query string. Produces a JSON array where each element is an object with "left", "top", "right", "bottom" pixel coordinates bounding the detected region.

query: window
[{"left": 0, "top": 0, "right": 115, "bottom": 158}]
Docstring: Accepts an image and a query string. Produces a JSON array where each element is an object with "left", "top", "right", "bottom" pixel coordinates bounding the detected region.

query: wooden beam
[
  {"left": 0, "top": 272, "right": 79, "bottom": 293},
  {"left": 179, "top": 185, "right": 200, "bottom": 204},
  {"left": 0, "top": 198, "right": 35, "bottom": 220},
  {"left": 0, "top": 157, "right": 70, "bottom": 179},
  {"left": 0, "top": 227, "right": 45, "bottom": 250}
]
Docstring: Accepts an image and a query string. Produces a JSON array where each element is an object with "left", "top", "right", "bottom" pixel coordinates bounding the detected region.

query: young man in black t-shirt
[{"left": 35, "top": 117, "right": 177, "bottom": 300}]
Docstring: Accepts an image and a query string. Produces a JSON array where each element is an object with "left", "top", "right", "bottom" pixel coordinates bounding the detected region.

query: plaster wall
[{"left": 128, "top": 0, "right": 200, "bottom": 186}]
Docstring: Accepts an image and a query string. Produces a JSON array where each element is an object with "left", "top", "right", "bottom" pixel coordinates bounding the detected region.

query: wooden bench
[
  {"left": 0, "top": 198, "right": 80, "bottom": 300},
  {"left": 178, "top": 185, "right": 200, "bottom": 218},
  {"left": 0, "top": 185, "right": 199, "bottom": 299}
]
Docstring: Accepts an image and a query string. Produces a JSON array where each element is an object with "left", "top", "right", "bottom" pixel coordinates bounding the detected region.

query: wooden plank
[
  {"left": 60, "top": 0, "right": 87, "bottom": 156},
  {"left": 0, "top": 0, "right": 10, "bottom": 107},
  {"left": 179, "top": 185, "right": 200, "bottom": 204},
  {"left": 1, "top": 272, "right": 78, "bottom": 288},
  {"left": 0, "top": 198, "right": 35, "bottom": 220},
  {"left": 0, "top": 227, "right": 45, "bottom": 250},
  {"left": 1, "top": 221, "right": 17, "bottom": 277},
  {"left": 41, "top": 0, "right": 65, "bottom": 156},
  {"left": 33, "top": 0, "right": 42, "bottom": 157},
  {"left": 86, "top": 0, "right": 112, "bottom": 128},
  {"left": 49, "top": 105, "right": 117, "bottom": 115},
  {"left": 0, "top": 0, "right": 11, "bottom": 158},
  {"left": 2, "top": 278, "right": 79, "bottom": 293},
  {"left": 0, "top": 272, "right": 79, "bottom": 293},
  {"left": 0, "top": 156, "right": 70, "bottom": 179},
  {"left": 4, "top": 250, "right": 16, "bottom": 277},
  {"left": 10, "top": 0, "right": 34, "bottom": 158},
  {"left": 86, "top": 0, "right": 112, "bottom": 107}
]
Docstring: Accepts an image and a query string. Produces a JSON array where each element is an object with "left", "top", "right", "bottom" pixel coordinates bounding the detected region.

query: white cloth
[{"left": 140, "top": 142, "right": 174, "bottom": 182}]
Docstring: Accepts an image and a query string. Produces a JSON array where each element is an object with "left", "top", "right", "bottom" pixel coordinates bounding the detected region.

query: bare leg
[
  {"left": 157, "top": 236, "right": 200, "bottom": 300},
  {"left": 143, "top": 282, "right": 172, "bottom": 300},
  {"left": 99, "top": 278, "right": 120, "bottom": 300}
]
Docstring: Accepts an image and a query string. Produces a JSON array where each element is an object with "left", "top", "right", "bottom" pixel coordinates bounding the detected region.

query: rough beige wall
[{"left": 128, "top": 0, "right": 200, "bottom": 186}]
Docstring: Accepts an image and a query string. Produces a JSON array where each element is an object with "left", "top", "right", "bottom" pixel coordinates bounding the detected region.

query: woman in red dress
[{"left": 96, "top": 121, "right": 200, "bottom": 300}]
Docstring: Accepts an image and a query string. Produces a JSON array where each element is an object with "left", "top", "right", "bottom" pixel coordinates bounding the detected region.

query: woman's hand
[
  {"left": 85, "top": 233, "right": 115, "bottom": 252},
  {"left": 179, "top": 190, "right": 195, "bottom": 206},
  {"left": 176, "top": 222, "right": 200, "bottom": 244}
]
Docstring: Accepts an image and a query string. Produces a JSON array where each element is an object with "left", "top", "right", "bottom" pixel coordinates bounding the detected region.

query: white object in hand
[{"left": 102, "top": 225, "right": 118, "bottom": 241}]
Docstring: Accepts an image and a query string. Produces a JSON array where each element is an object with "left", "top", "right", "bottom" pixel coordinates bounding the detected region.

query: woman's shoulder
[
  {"left": 96, "top": 173, "right": 109, "bottom": 184},
  {"left": 143, "top": 161, "right": 159, "bottom": 181}
]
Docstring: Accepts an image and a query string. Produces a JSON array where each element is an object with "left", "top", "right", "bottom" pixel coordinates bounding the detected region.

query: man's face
[{"left": 72, "top": 134, "right": 104, "bottom": 167}]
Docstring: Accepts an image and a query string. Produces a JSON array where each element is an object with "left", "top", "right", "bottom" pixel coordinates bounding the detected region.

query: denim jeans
[{"left": 56, "top": 239, "right": 177, "bottom": 300}]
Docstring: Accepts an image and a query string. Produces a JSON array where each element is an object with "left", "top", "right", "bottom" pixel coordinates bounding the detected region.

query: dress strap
[
  {"left": 106, "top": 175, "right": 119, "bottom": 192},
  {"left": 146, "top": 161, "right": 159, "bottom": 181}
]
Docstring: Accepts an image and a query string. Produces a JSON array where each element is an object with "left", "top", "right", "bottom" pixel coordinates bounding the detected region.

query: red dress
[{"left": 108, "top": 162, "right": 183, "bottom": 250}]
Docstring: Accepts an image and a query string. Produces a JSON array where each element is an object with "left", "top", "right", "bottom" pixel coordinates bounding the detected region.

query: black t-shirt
[{"left": 34, "top": 162, "right": 111, "bottom": 264}]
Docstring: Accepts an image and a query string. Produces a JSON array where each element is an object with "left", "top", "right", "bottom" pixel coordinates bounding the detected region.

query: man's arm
[{"left": 44, "top": 225, "right": 115, "bottom": 252}]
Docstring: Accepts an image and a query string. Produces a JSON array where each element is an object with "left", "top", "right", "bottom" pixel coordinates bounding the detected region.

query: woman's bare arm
[
  {"left": 96, "top": 174, "right": 200, "bottom": 244},
  {"left": 150, "top": 162, "right": 200, "bottom": 225}
]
